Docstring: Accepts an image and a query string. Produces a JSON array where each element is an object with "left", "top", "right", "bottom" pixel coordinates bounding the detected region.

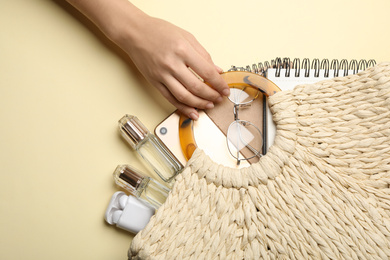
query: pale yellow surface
[{"left": 0, "top": 0, "right": 389, "bottom": 259}]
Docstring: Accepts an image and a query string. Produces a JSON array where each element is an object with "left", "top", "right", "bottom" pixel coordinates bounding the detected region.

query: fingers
[
  {"left": 163, "top": 75, "right": 216, "bottom": 109},
  {"left": 153, "top": 81, "right": 202, "bottom": 121},
  {"left": 184, "top": 48, "right": 230, "bottom": 97},
  {"left": 129, "top": 24, "right": 230, "bottom": 120},
  {"left": 214, "top": 65, "right": 223, "bottom": 74},
  {"left": 183, "top": 34, "right": 230, "bottom": 96},
  {"left": 174, "top": 66, "right": 224, "bottom": 104},
  {"left": 154, "top": 54, "right": 229, "bottom": 120}
]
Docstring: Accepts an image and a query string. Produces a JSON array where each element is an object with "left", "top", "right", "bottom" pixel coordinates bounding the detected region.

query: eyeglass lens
[{"left": 227, "top": 86, "right": 263, "bottom": 164}]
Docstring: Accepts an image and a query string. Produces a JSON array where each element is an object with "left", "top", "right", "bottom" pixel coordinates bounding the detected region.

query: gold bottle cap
[
  {"left": 113, "top": 165, "right": 144, "bottom": 195},
  {"left": 118, "top": 115, "right": 149, "bottom": 149}
]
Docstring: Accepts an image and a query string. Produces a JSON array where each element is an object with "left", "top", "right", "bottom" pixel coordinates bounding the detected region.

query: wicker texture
[{"left": 129, "top": 63, "right": 390, "bottom": 259}]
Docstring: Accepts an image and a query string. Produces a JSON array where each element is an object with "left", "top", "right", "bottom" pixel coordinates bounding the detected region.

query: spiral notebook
[{"left": 230, "top": 57, "right": 377, "bottom": 152}]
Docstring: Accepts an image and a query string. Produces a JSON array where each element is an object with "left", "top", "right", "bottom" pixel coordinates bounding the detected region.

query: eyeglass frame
[
  {"left": 178, "top": 71, "right": 281, "bottom": 162},
  {"left": 226, "top": 86, "right": 264, "bottom": 165}
]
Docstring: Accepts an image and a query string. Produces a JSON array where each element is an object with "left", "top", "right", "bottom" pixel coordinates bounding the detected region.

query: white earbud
[
  {"left": 105, "top": 191, "right": 155, "bottom": 233},
  {"left": 118, "top": 194, "right": 128, "bottom": 209},
  {"left": 112, "top": 209, "right": 123, "bottom": 224}
]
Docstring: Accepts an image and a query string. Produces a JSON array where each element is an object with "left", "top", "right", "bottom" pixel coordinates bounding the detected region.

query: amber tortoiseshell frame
[{"left": 179, "top": 71, "right": 281, "bottom": 161}]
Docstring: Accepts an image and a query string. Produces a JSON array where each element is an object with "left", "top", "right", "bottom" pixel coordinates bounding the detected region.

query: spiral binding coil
[{"left": 230, "top": 57, "right": 376, "bottom": 78}]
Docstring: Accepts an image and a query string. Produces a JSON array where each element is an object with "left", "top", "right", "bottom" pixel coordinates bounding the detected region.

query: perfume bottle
[
  {"left": 113, "top": 164, "right": 170, "bottom": 209},
  {"left": 105, "top": 191, "right": 155, "bottom": 234},
  {"left": 118, "top": 115, "right": 183, "bottom": 183}
]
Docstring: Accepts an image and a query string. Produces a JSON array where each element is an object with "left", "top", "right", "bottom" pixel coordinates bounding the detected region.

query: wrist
[
  {"left": 103, "top": 1, "right": 148, "bottom": 51},
  {"left": 67, "top": 0, "right": 146, "bottom": 49}
]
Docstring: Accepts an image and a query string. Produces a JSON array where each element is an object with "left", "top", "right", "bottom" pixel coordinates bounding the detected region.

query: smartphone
[{"left": 154, "top": 110, "right": 251, "bottom": 168}]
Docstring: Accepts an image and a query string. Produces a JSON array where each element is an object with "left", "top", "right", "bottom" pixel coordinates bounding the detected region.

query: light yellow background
[{"left": 1, "top": 0, "right": 389, "bottom": 259}]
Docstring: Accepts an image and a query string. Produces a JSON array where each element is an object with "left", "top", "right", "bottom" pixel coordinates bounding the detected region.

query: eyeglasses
[
  {"left": 226, "top": 85, "right": 263, "bottom": 165},
  {"left": 178, "top": 71, "right": 281, "bottom": 163}
]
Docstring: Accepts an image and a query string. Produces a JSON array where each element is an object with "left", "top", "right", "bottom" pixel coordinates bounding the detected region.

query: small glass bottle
[
  {"left": 118, "top": 115, "right": 183, "bottom": 183},
  {"left": 113, "top": 164, "right": 170, "bottom": 209}
]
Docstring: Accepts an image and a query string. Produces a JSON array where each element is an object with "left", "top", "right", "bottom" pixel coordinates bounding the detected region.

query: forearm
[
  {"left": 65, "top": 0, "right": 230, "bottom": 119},
  {"left": 65, "top": 0, "right": 144, "bottom": 43}
]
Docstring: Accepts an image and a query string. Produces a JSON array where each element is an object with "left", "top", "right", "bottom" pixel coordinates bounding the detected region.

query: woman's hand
[
  {"left": 116, "top": 15, "right": 230, "bottom": 120},
  {"left": 66, "top": 0, "right": 230, "bottom": 120}
]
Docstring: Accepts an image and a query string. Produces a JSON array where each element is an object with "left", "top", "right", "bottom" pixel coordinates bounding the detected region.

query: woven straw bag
[{"left": 129, "top": 63, "right": 390, "bottom": 259}]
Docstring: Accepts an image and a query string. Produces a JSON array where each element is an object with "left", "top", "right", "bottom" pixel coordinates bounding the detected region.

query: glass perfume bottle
[
  {"left": 113, "top": 164, "right": 170, "bottom": 209},
  {"left": 118, "top": 115, "right": 183, "bottom": 183}
]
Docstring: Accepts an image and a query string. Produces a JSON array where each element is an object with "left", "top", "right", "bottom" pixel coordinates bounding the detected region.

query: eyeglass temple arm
[{"left": 179, "top": 71, "right": 281, "bottom": 162}]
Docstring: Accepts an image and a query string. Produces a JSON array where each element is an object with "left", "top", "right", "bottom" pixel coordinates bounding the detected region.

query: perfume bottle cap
[
  {"left": 105, "top": 191, "right": 155, "bottom": 233},
  {"left": 113, "top": 164, "right": 144, "bottom": 196},
  {"left": 118, "top": 115, "right": 149, "bottom": 149}
]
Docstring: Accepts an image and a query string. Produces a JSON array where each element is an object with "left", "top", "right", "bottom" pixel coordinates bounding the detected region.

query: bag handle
[{"left": 178, "top": 71, "right": 281, "bottom": 161}]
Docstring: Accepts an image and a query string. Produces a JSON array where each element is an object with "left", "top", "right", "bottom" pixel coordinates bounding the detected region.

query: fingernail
[
  {"left": 189, "top": 112, "right": 199, "bottom": 120},
  {"left": 205, "top": 102, "right": 214, "bottom": 109},
  {"left": 222, "top": 88, "right": 230, "bottom": 96},
  {"left": 216, "top": 96, "right": 223, "bottom": 103},
  {"left": 215, "top": 65, "right": 223, "bottom": 73}
]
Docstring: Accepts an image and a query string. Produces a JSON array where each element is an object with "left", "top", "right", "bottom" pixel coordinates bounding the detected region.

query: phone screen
[{"left": 155, "top": 110, "right": 251, "bottom": 168}]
